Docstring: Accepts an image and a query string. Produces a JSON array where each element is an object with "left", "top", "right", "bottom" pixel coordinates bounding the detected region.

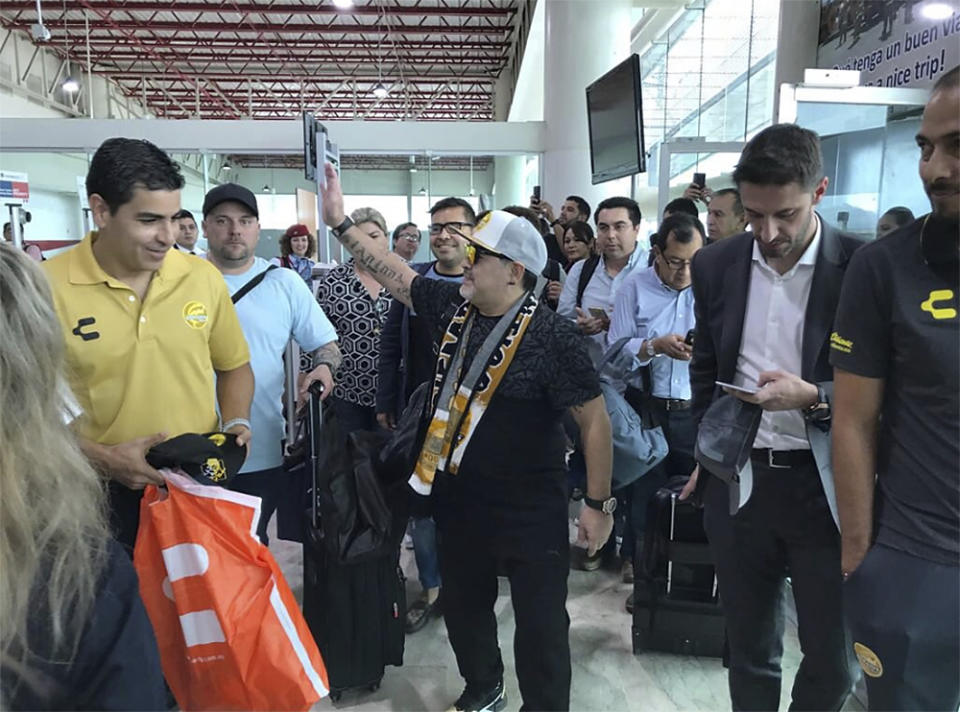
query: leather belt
[
  {"left": 751, "top": 448, "right": 815, "bottom": 470},
  {"left": 650, "top": 396, "right": 692, "bottom": 412}
]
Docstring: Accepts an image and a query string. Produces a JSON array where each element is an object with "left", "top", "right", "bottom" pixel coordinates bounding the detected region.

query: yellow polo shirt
[{"left": 42, "top": 232, "right": 250, "bottom": 445}]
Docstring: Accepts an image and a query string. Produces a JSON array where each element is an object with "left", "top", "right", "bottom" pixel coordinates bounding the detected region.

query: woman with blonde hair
[
  {"left": 316, "top": 206, "right": 393, "bottom": 433},
  {"left": 272, "top": 223, "right": 317, "bottom": 283},
  {"left": 0, "top": 242, "right": 164, "bottom": 709}
]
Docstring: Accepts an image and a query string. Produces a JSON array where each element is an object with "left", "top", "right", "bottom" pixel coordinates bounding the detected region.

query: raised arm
[{"left": 319, "top": 162, "right": 418, "bottom": 307}]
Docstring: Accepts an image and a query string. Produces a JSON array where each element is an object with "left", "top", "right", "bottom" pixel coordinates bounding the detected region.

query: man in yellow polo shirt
[{"left": 43, "top": 137, "right": 254, "bottom": 549}]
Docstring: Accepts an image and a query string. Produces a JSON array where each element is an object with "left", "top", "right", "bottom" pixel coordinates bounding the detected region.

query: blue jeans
[{"left": 411, "top": 516, "right": 442, "bottom": 591}]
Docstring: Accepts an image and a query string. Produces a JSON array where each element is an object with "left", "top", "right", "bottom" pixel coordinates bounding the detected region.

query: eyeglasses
[
  {"left": 429, "top": 221, "right": 474, "bottom": 236},
  {"left": 398, "top": 232, "right": 421, "bottom": 242},
  {"left": 463, "top": 243, "right": 504, "bottom": 265},
  {"left": 660, "top": 255, "right": 693, "bottom": 271}
]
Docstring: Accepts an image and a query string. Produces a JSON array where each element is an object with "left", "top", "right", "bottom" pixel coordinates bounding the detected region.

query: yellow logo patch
[
  {"left": 921, "top": 289, "right": 958, "bottom": 320},
  {"left": 476, "top": 211, "right": 492, "bottom": 230},
  {"left": 201, "top": 457, "right": 227, "bottom": 483},
  {"left": 182, "top": 301, "right": 209, "bottom": 329},
  {"left": 207, "top": 433, "right": 227, "bottom": 447},
  {"left": 830, "top": 331, "right": 853, "bottom": 354},
  {"left": 854, "top": 642, "right": 883, "bottom": 678}
]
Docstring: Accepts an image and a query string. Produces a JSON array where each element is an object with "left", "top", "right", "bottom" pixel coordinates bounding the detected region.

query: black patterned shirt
[
  {"left": 411, "top": 276, "right": 600, "bottom": 551},
  {"left": 316, "top": 261, "right": 392, "bottom": 406}
]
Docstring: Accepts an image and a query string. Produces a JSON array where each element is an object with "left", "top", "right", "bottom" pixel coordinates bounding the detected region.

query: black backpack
[{"left": 575, "top": 255, "right": 601, "bottom": 308}]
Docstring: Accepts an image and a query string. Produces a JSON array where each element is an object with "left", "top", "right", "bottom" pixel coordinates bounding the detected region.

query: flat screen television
[{"left": 586, "top": 54, "right": 646, "bottom": 184}]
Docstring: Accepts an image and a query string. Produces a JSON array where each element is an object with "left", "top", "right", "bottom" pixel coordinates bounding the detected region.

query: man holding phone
[
  {"left": 686, "top": 124, "right": 865, "bottom": 710},
  {"left": 558, "top": 196, "right": 647, "bottom": 365},
  {"left": 608, "top": 213, "right": 705, "bottom": 597}
]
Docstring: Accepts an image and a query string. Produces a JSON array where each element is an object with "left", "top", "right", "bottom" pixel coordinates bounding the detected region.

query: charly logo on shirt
[
  {"left": 829, "top": 331, "right": 853, "bottom": 354},
  {"left": 182, "top": 301, "right": 209, "bottom": 329},
  {"left": 921, "top": 289, "right": 958, "bottom": 320}
]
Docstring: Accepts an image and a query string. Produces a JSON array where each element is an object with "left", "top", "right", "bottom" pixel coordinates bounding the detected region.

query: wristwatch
[
  {"left": 583, "top": 495, "right": 617, "bottom": 515},
  {"left": 644, "top": 339, "right": 657, "bottom": 359},
  {"left": 331, "top": 216, "right": 354, "bottom": 238},
  {"left": 802, "top": 384, "right": 830, "bottom": 422}
]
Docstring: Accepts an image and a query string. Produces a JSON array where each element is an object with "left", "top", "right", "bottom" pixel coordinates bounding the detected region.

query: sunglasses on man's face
[{"left": 463, "top": 243, "right": 504, "bottom": 265}]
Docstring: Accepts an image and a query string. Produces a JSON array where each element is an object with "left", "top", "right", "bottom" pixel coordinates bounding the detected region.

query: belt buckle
[{"left": 767, "top": 449, "right": 791, "bottom": 469}]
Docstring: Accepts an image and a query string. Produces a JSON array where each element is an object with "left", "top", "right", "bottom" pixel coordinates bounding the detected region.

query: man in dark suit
[{"left": 685, "top": 124, "right": 864, "bottom": 710}]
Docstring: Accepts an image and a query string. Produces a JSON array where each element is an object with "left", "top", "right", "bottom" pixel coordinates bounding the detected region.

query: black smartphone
[
  {"left": 693, "top": 172, "right": 706, "bottom": 188},
  {"left": 532, "top": 185, "right": 541, "bottom": 203},
  {"left": 685, "top": 329, "right": 696, "bottom": 346}
]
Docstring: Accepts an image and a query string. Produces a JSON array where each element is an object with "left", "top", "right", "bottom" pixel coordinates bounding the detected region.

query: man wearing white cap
[{"left": 320, "top": 163, "right": 613, "bottom": 712}]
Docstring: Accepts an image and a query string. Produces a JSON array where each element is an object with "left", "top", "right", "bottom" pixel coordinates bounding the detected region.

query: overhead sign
[
  {"left": 817, "top": 0, "right": 960, "bottom": 88},
  {"left": 0, "top": 171, "right": 29, "bottom": 200}
]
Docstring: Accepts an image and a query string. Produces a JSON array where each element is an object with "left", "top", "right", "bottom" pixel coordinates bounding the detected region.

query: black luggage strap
[{"left": 232, "top": 265, "right": 279, "bottom": 303}]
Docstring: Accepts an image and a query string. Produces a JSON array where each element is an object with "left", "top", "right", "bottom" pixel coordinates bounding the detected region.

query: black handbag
[{"left": 377, "top": 381, "right": 433, "bottom": 518}]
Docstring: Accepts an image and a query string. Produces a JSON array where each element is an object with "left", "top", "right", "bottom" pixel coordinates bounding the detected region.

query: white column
[{"left": 542, "top": 0, "right": 633, "bottom": 212}]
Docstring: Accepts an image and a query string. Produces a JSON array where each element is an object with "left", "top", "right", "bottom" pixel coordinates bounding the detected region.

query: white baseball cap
[{"left": 468, "top": 210, "right": 547, "bottom": 276}]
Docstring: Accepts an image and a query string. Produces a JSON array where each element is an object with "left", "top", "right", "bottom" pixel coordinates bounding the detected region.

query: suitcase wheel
[
  {"left": 368, "top": 680, "right": 381, "bottom": 692},
  {"left": 330, "top": 690, "right": 343, "bottom": 702}
]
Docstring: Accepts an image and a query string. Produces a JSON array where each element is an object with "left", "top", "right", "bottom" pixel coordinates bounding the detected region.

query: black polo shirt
[{"left": 830, "top": 215, "right": 959, "bottom": 565}]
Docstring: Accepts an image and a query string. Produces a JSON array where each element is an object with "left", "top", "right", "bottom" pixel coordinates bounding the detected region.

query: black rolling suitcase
[
  {"left": 299, "top": 385, "right": 406, "bottom": 701},
  {"left": 632, "top": 476, "right": 725, "bottom": 657}
]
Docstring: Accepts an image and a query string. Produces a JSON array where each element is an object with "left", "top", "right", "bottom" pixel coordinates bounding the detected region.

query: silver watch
[{"left": 645, "top": 339, "right": 657, "bottom": 358}]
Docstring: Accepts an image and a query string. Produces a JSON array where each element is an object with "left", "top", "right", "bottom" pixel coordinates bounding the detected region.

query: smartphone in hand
[
  {"left": 685, "top": 329, "right": 696, "bottom": 346},
  {"left": 693, "top": 172, "right": 706, "bottom": 188},
  {"left": 532, "top": 185, "right": 541, "bottom": 204},
  {"left": 715, "top": 380, "right": 759, "bottom": 395}
]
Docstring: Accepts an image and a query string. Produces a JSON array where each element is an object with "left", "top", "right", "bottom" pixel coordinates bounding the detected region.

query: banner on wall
[
  {"left": 817, "top": 0, "right": 960, "bottom": 88},
  {"left": 0, "top": 171, "right": 29, "bottom": 200}
]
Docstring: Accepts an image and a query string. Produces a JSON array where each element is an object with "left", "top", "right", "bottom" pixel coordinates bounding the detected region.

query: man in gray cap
[{"left": 320, "top": 164, "right": 613, "bottom": 712}]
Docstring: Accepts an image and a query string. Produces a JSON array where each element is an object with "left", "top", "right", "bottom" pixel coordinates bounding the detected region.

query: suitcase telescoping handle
[{"left": 308, "top": 382, "right": 324, "bottom": 530}]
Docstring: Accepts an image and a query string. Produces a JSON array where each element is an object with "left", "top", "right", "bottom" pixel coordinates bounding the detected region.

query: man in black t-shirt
[
  {"left": 319, "top": 165, "right": 614, "bottom": 712},
  {"left": 831, "top": 66, "right": 960, "bottom": 711}
]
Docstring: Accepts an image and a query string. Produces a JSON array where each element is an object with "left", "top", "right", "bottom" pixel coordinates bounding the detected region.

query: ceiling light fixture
[
  {"left": 332, "top": 0, "right": 354, "bottom": 8},
  {"left": 59, "top": 0, "right": 79, "bottom": 94},
  {"left": 222, "top": 162, "right": 232, "bottom": 171},
  {"left": 920, "top": 2, "right": 953, "bottom": 19},
  {"left": 61, "top": 75, "right": 79, "bottom": 93},
  {"left": 371, "top": 82, "right": 388, "bottom": 99}
]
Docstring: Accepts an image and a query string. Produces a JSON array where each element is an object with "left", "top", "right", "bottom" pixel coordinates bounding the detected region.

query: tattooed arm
[
  {"left": 298, "top": 340, "right": 341, "bottom": 405},
  {"left": 319, "top": 162, "right": 418, "bottom": 307}
]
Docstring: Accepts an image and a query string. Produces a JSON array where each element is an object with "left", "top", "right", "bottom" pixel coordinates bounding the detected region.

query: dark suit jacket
[
  {"left": 689, "top": 216, "right": 865, "bottom": 521},
  {"left": 375, "top": 260, "right": 435, "bottom": 418}
]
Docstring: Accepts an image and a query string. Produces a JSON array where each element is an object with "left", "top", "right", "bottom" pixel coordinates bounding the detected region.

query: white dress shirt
[
  {"left": 557, "top": 246, "right": 648, "bottom": 363},
  {"left": 735, "top": 216, "right": 822, "bottom": 450}
]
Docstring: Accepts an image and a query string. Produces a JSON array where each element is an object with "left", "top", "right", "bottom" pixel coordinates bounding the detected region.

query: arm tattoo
[{"left": 311, "top": 341, "right": 342, "bottom": 376}]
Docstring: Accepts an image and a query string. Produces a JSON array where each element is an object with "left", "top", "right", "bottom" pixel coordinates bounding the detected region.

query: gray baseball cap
[{"left": 469, "top": 210, "right": 547, "bottom": 276}]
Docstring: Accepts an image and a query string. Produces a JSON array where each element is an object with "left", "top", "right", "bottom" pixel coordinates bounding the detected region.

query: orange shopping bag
[{"left": 134, "top": 469, "right": 328, "bottom": 711}]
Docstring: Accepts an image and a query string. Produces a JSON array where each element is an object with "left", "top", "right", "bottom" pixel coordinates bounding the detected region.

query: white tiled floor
[{"left": 268, "top": 519, "right": 865, "bottom": 712}]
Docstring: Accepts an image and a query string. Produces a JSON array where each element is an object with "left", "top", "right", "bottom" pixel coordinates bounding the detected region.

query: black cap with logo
[{"left": 146, "top": 432, "right": 247, "bottom": 487}]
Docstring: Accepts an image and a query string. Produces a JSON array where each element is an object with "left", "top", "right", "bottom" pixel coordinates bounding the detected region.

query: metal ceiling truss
[
  {"left": 230, "top": 152, "right": 494, "bottom": 171},
  {"left": 0, "top": 0, "right": 522, "bottom": 121}
]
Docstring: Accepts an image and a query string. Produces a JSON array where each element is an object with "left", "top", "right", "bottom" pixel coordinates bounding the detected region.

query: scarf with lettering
[{"left": 409, "top": 290, "right": 538, "bottom": 494}]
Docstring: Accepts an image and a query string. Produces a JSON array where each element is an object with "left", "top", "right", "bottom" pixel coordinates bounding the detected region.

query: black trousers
[
  {"left": 844, "top": 543, "right": 960, "bottom": 711},
  {"left": 703, "top": 458, "right": 853, "bottom": 711},
  {"left": 437, "top": 529, "right": 571, "bottom": 711},
  {"left": 227, "top": 466, "right": 284, "bottom": 545}
]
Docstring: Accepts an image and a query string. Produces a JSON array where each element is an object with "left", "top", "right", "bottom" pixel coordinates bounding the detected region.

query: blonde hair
[
  {"left": 0, "top": 243, "right": 109, "bottom": 679},
  {"left": 350, "top": 206, "right": 388, "bottom": 236}
]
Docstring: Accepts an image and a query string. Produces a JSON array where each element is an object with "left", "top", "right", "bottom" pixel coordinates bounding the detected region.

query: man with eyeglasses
[
  {"left": 318, "top": 164, "right": 613, "bottom": 712},
  {"left": 557, "top": 196, "right": 647, "bottom": 365},
  {"left": 391, "top": 221, "right": 422, "bottom": 261},
  {"left": 608, "top": 212, "right": 705, "bottom": 604}
]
